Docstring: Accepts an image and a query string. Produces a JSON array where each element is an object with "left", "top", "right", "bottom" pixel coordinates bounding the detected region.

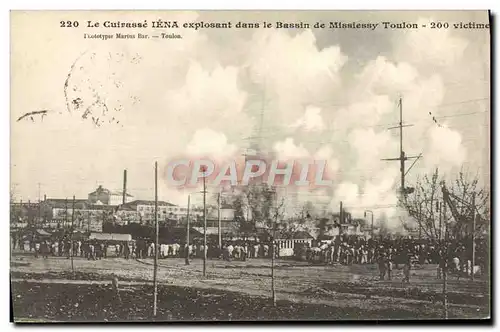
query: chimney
[
  {"left": 43, "top": 194, "right": 46, "bottom": 201},
  {"left": 122, "top": 169, "right": 127, "bottom": 204}
]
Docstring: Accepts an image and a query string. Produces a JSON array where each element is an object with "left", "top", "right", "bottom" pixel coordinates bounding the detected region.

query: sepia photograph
[{"left": 9, "top": 10, "right": 491, "bottom": 322}]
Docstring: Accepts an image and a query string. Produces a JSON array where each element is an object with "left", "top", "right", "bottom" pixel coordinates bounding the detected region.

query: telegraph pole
[
  {"left": 371, "top": 213, "right": 374, "bottom": 238},
  {"left": 185, "top": 195, "right": 191, "bottom": 265},
  {"left": 70, "top": 195, "right": 75, "bottom": 274},
  {"left": 382, "top": 97, "right": 420, "bottom": 202},
  {"left": 218, "top": 189, "right": 222, "bottom": 254},
  {"left": 439, "top": 202, "right": 442, "bottom": 241},
  {"left": 38, "top": 183, "right": 41, "bottom": 225},
  {"left": 339, "top": 201, "right": 343, "bottom": 237},
  {"left": 202, "top": 167, "right": 207, "bottom": 278},
  {"left": 27, "top": 200, "right": 31, "bottom": 226},
  {"left": 19, "top": 199, "right": 22, "bottom": 225},
  {"left": 399, "top": 98, "right": 404, "bottom": 191},
  {"left": 471, "top": 193, "right": 476, "bottom": 281},
  {"left": 64, "top": 199, "right": 68, "bottom": 229},
  {"left": 122, "top": 169, "right": 127, "bottom": 205},
  {"left": 441, "top": 186, "right": 449, "bottom": 319},
  {"left": 271, "top": 187, "right": 277, "bottom": 306},
  {"left": 87, "top": 210, "right": 91, "bottom": 233},
  {"left": 153, "top": 161, "right": 159, "bottom": 317}
]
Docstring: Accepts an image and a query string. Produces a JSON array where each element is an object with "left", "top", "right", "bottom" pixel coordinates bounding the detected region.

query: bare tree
[
  {"left": 404, "top": 167, "right": 490, "bottom": 240},
  {"left": 448, "top": 169, "right": 490, "bottom": 239},
  {"left": 243, "top": 183, "right": 275, "bottom": 227},
  {"left": 404, "top": 169, "right": 442, "bottom": 240}
]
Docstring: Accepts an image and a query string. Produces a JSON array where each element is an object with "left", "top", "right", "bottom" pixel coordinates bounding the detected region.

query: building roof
[
  {"left": 109, "top": 190, "right": 134, "bottom": 197},
  {"left": 89, "top": 232, "right": 132, "bottom": 241},
  {"left": 88, "top": 185, "right": 110, "bottom": 195},
  {"left": 45, "top": 198, "right": 88, "bottom": 204},
  {"left": 88, "top": 185, "right": 133, "bottom": 197},
  {"left": 43, "top": 198, "right": 89, "bottom": 209},
  {"left": 121, "top": 200, "right": 177, "bottom": 209},
  {"left": 11, "top": 202, "right": 41, "bottom": 206}
]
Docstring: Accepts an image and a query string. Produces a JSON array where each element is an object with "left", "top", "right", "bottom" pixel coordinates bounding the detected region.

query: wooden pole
[
  {"left": 71, "top": 195, "right": 75, "bottom": 274},
  {"left": 339, "top": 201, "right": 343, "bottom": 238},
  {"left": 271, "top": 188, "right": 277, "bottom": 306},
  {"left": 471, "top": 193, "right": 476, "bottom": 280},
  {"left": 371, "top": 213, "right": 374, "bottom": 238},
  {"left": 64, "top": 199, "right": 68, "bottom": 228},
  {"left": 19, "top": 199, "right": 22, "bottom": 224},
  {"left": 122, "top": 169, "right": 127, "bottom": 205},
  {"left": 399, "top": 97, "right": 404, "bottom": 192},
  {"left": 153, "top": 162, "right": 159, "bottom": 316},
  {"left": 218, "top": 189, "right": 222, "bottom": 254},
  {"left": 271, "top": 233, "right": 276, "bottom": 306},
  {"left": 203, "top": 170, "right": 207, "bottom": 277},
  {"left": 185, "top": 195, "right": 190, "bottom": 265},
  {"left": 442, "top": 198, "right": 448, "bottom": 319},
  {"left": 439, "top": 202, "right": 442, "bottom": 241},
  {"left": 38, "top": 183, "right": 42, "bottom": 225}
]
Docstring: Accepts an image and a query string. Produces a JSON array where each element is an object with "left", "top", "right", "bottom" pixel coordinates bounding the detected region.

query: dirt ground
[{"left": 10, "top": 252, "right": 491, "bottom": 321}]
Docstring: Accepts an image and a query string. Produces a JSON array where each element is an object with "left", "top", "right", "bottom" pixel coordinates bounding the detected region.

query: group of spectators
[
  {"left": 297, "top": 236, "right": 489, "bottom": 280},
  {"left": 12, "top": 231, "right": 489, "bottom": 281}
]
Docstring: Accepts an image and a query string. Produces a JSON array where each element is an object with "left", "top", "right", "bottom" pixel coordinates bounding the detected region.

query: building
[
  {"left": 20, "top": 198, "right": 111, "bottom": 232},
  {"left": 316, "top": 212, "right": 365, "bottom": 239},
  {"left": 118, "top": 200, "right": 181, "bottom": 225},
  {"left": 88, "top": 185, "right": 133, "bottom": 205}
]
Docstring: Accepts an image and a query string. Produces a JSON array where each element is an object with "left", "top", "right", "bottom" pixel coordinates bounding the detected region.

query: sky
[{"left": 10, "top": 10, "right": 490, "bottom": 226}]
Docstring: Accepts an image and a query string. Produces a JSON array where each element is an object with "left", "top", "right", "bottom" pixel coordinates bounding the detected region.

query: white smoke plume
[
  {"left": 11, "top": 12, "right": 489, "bottom": 232},
  {"left": 289, "top": 107, "right": 325, "bottom": 132}
]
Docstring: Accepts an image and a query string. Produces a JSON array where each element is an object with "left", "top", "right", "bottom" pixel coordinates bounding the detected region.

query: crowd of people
[
  {"left": 11, "top": 233, "right": 278, "bottom": 262},
  {"left": 297, "top": 236, "right": 489, "bottom": 280},
  {"left": 12, "top": 231, "right": 488, "bottom": 280}
]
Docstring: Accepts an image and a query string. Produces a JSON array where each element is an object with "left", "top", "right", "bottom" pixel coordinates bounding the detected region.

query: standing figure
[
  {"left": 378, "top": 253, "right": 387, "bottom": 280},
  {"left": 402, "top": 253, "right": 411, "bottom": 283},
  {"left": 253, "top": 243, "right": 260, "bottom": 258},
  {"left": 263, "top": 244, "right": 269, "bottom": 258},
  {"left": 387, "top": 255, "right": 393, "bottom": 280},
  {"left": 111, "top": 273, "right": 122, "bottom": 305},
  {"left": 35, "top": 241, "right": 40, "bottom": 258},
  {"left": 115, "top": 243, "right": 121, "bottom": 257},
  {"left": 40, "top": 241, "right": 49, "bottom": 259},
  {"left": 124, "top": 242, "right": 130, "bottom": 259},
  {"left": 241, "top": 243, "right": 247, "bottom": 261},
  {"left": 88, "top": 243, "right": 96, "bottom": 260}
]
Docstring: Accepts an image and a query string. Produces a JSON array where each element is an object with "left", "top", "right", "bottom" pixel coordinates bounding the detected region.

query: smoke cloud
[{"left": 11, "top": 11, "right": 489, "bottom": 229}]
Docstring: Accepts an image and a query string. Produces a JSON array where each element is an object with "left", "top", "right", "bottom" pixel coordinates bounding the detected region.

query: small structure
[
  {"left": 89, "top": 232, "right": 132, "bottom": 242},
  {"left": 274, "top": 230, "right": 314, "bottom": 257}
]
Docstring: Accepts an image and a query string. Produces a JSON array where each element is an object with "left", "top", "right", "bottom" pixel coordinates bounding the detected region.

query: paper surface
[{"left": 10, "top": 10, "right": 491, "bottom": 322}]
